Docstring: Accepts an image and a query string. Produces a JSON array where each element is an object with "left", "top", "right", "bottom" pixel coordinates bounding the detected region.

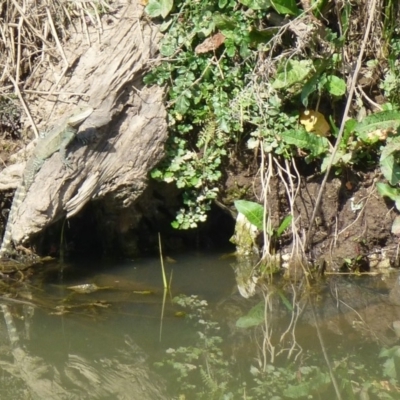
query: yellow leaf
[{"left": 300, "top": 110, "right": 330, "bottom": 136}]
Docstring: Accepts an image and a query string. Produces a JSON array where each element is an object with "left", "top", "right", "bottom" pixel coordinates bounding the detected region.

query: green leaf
[
  {"left": 234, "top": 200, "right": 264, "bottom": 230},
  {"left": 281, "top": 129, "right": 329, "bottom": 157},
  {"left": 273, "top": 60, "right": 313, "bottom": 89},
  {"left": 340, "top": 2, "right": 351, "bottom": 38},
  {"left": 275, "top": 215, "right": 292, "bottom": 238},
  {"left": 355, "top": 111, "right": 400, "bottom": 143},
  {"left": 248, "top": 28, "right": 276, "bottom": 45},
  {"left": 380, "top": 153, "right": 400, "bottom": 186},
  {"left": 321, "top": 149, "right": 351, "bottom": 172},
  {"left": 277, "top": 289, "right": 293, "bottom": 311},
  {"left": 376, "top": 182, "right": 400, "bottom": 202},
  {"left": 145, "top": 0, "right": 173, "bottom": 18},
  {"left": 283, "top": 371, "right": 331, "bottom": 398},
  {"left": 380, "top": 346, "right": 400, "bottom": 359},
  {"left": 382, "top": 358, "right": 397, "bottom": 379},
  {"left": 271, "top": 0, "right": 300, "bottom": 15},
  {"left": 159, "top": 19, "right": 173, "bottom": 32},
  {"left": 324, "top": 75, "right": 346, "bottom": 96},
  {"left": 301, "top": 74, "right": 320, "bottom": 108},
  {"left": 381, "top": 136, "right": 400, "bottom": 160},
  {"left": 236, "top": 301, "right": 265, "bottom": 328},
  {"left": 239, "top": 0, "right": 272, "bottom": 10},
  {"left": 160, "top": 41, "right": 175, "bottom": 56},
  {"left": 213, "top": 13, "right": 236, "bottom": 31},
  {"left": 344, "top": 118, "right": 357, "bottom": 135},
  {"left": 175, "top": 94, "right": 190, "bottom": 115}
]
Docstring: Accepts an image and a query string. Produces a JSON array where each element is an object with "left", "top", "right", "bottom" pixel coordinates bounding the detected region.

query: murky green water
[{"left": 1, "top": 253, "right": 400, "bottom": 399}]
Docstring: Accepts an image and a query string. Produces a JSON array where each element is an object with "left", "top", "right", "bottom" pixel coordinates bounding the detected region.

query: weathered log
[{"left": 0, "top": 1, "right": 167, "bottom": 249}]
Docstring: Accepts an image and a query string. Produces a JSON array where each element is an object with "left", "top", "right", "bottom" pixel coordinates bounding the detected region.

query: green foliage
[
  {"left": 322, "top": 74, "right": 347, "bottom": 96},
  {"left": 144, "top": 0, "right": 351, "bottom": 229},
  {"left": 250, "top": 364, "right": 330, "bottom": 399},
  {"left": 381, "top": 38, "right": 400, "bottom": 105},
  {"left": 151, "top": 118, "right": 226, "bottom": 229},
  {"left": 156, "top": 295, "right": 239, "bottom": 399},
  {"left": 234, "top": 199, "right": 292, "bottom": 239},
  {"left": 236, "top": 301, "right": 264, "bottom": 328},
  {"left": 380, "top": 346, "right": 400, "bottom": 380},
  {"left": 157, "top": 296, "right": 400, "bottom": 399},
  {"left": 272, "top": 60, "right": 314, "bottom": 90},
  {"left": 145, "top": 0, "right": 173, "bottom": 18},
  {"left": 145, "top": 0, "right": 400, "bottom": 229},
  {"left": 355, "top": 111, "right": 400, "bottom": 144},
  {"left": 377, "top": 182, "right": 400, "bottom": 211},
  {"left": 234, "top": 200, "right": 264, "bottom": 230},
  {"left": 341, "top": 110, "right": 400, "bottom": 250}
]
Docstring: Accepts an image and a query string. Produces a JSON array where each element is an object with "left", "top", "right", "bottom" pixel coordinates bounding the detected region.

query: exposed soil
[
  {"left": 220, "top": 154, "right": 399, "bottom": 272},
  {"left": 0, "top": 128, "right": 398, "bottom": 273}
]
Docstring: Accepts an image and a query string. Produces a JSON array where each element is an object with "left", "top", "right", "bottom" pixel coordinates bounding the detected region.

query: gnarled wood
[{"left": 0, "top": 1, "right": 167, "bottom": 248}]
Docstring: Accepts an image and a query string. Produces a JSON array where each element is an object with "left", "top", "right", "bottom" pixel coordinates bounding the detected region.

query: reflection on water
[
  {"left": 1, "top": 253, "right": 400, "bottom": 399},
  {"left": 0, "top": 252, "right": 235, "bottom": 399}
]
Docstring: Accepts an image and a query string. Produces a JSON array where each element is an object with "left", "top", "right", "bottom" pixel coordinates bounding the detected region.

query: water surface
[{"left": 1, "top": 253, "right": 400, "bottom": 399}]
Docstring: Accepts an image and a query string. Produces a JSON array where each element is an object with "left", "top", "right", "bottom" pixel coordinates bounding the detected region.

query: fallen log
[{"left": 0, "top": 1, "right": 167, "bottom": 253}]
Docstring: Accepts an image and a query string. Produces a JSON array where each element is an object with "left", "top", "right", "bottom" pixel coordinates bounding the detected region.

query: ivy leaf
[
  {"left": 234, "top": 200, "right": 264, "bottom": 230},
  {"left": 271, "top": 0, "right": 300, "bottom": 15},
  {"left": 324, "top": 75, "right": 346, "bottom": 96},
  {"left": 145, "top": 0, "right": 173, "bottom": 18}
]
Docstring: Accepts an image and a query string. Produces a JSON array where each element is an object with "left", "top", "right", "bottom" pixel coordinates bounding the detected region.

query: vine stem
[{"left": 304, "top": 0, "right": 378, "bottom": 250}]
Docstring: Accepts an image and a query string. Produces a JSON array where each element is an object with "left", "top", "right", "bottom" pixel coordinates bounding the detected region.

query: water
[{"left": 1, "top": 254, "right": 400, "bottom": 399}]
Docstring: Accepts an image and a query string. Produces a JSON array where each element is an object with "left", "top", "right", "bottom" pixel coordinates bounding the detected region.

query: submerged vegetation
[{"left": 157, "top": 293, "right": 400, "bottom": 400}]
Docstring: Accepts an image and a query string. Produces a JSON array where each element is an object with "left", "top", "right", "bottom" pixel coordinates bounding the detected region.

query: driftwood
[{"left": 0, "top": 1, "right": 167, "bottom": 247}]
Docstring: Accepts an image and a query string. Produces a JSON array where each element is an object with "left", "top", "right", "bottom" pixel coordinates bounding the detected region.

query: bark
[{"left": 0, "top": 0, "right": 167, "bottom": 246}]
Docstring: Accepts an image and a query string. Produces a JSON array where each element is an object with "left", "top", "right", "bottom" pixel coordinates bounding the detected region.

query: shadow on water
[{"left": 1, "top": 253, "right": 400, "bottom": 399}]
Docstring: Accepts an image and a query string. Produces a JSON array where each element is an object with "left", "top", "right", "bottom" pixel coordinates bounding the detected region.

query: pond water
[{"left": 1, "top": 252, "right": 400, "bottom": 399}]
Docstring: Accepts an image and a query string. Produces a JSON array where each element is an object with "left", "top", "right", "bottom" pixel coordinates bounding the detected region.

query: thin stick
[
  {"left": 304, "top": 0, "right": 378, "bottom": 250},
  {"left": 159, "top": 288, "right": 167, "bottom": 342},
  {"left": 310, "top": 298, "right": 343, "bottom": 400},
  {"left": 16, "top": 16, "right": 23, "bottom": 84},
  {"left": 7, "top": 72, "right": 39, "bottom": 138},
  {"left": 41, "top": 7, "right": 70, "bottom": 105},
  {"left": 158, "top": 232, "right": 167, "bottom": 289}
]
